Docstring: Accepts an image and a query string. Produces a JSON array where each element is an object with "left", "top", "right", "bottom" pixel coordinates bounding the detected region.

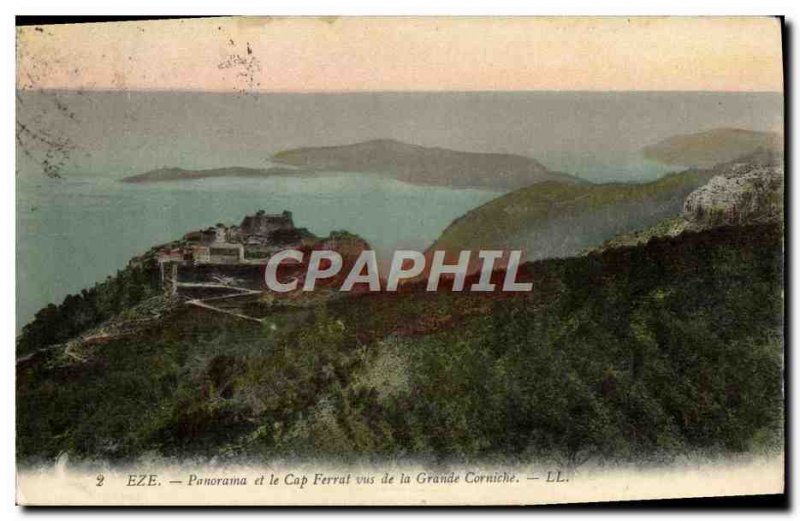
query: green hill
[
  {"left": 17, "top": 223, "right": 784, "bottom": 465},
  {"left": 428, "top": 168, "right": 716, "bottom": 266},
  {"left": 592, "top": 153, "right": 784, "bottom": 254}
]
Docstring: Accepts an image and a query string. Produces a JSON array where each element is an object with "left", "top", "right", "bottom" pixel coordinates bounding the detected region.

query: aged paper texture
[{"left": 15, "top": 16, "right": 784, "bottom": 506}]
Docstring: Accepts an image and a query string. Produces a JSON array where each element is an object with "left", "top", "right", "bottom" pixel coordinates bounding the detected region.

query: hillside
[
  {"left": 17, "top": 222, "right": 784, "bottom": 465},
  {"left": 593, "top": 149, "right": 784, "bottom": 252},
  {"left": 121, "top": 166, "right": 304, "bottom": 183},
  {"left": 643, "top": 128, "right": 783, "bottom": 167},
  {"left": 271, "top": 139, "right": 583, "bottom": 190},
  {"left": 15, "top": 215, "right": 372, "bottom": 357},
  {"left": 427, "top": 166, "right": 716, "bottom": 268}
]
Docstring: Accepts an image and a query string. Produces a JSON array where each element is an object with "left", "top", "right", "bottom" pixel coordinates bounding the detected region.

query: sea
[{"left": 16, "top": 90, "right": 783, "bottom": 330}]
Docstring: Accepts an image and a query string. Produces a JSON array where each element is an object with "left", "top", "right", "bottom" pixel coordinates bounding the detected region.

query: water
[
  {"left": 17, "top": 90, "right": 782, "bottom": 183},
  {"left": 16, "top": 172, "right": 500, "bottom": 330},
  {"left": 16, "top": 90, "right": 783, "bottom": 331}
]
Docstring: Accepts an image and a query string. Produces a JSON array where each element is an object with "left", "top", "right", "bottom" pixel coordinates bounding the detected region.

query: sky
[{"left": 16, "top": 16, "right": 783, "bottom": 93}]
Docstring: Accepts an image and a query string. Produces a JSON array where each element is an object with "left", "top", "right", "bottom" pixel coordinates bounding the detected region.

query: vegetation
[
  {"left": 17, "top": 223, "right": 784, "bottom": 466},
  {"left": 16, "top": 263, "right": 161, "bottom": 356},
  {"left": 429, "top": 168, "right": 716, "bottom": 261},
  {"left": 590, "top": 216, "right": 688, "bottom": 253}
]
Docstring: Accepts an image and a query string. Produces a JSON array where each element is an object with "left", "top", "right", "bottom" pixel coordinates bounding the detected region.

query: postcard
[{"left": 15, "top": 16, "right": 784, "bottom": 506}]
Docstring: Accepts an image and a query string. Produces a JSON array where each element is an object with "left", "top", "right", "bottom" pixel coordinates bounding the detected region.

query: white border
[{"left": 3, "top": 2, "right": 796, "bottom": 519}]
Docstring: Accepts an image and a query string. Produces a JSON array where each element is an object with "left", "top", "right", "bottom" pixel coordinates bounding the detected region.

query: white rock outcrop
[{"left": 682, "top": 163, "right": 783, "bottom": 226}]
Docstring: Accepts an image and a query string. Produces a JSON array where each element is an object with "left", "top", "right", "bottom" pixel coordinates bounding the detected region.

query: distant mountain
[
  {"left": 271, "top": 139, "right": 583, "bottom": 190},
  {"left": 121, "top": 166, "right": 303, "bottom": 183},
  {"left": 643, "top": 128, "right": 783, "bottom": 167},
  {"left": 121, "top": 140, "right": 582, "bottom": 189},
  {"left": 427, "top": 167, "right": 717, "bottom": 270}
]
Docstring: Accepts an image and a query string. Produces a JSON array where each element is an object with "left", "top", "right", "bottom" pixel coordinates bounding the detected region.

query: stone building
[
  {"left": 240, "top": 210, "right": 294, "bottom": 237},
  {"left": 208, "top": 244, "right": 245, "bottom": 264}
]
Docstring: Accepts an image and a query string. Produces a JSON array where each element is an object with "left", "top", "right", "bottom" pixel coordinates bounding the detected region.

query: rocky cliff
[
  {"left": 682, "top": 156, "right": 783, "bottom": 228},
  {"left": 592, "top": 150, "right": 783, "bottom": 253}
]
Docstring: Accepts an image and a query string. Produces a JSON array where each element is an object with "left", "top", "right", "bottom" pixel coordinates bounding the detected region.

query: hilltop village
[
  {"left": 154, "top": 210, "right": 319, "bottom": 267},
  {"left": 130, "top": 210, "right": 369, "bottom": 293},
  {"left": 132, "top": 209, "right": 535, "bottom": 296}
]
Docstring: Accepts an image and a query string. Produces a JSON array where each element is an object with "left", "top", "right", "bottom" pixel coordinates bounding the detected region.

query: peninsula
[{"left": 121, "top": 139, "right": 583, "bottom": 190}]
